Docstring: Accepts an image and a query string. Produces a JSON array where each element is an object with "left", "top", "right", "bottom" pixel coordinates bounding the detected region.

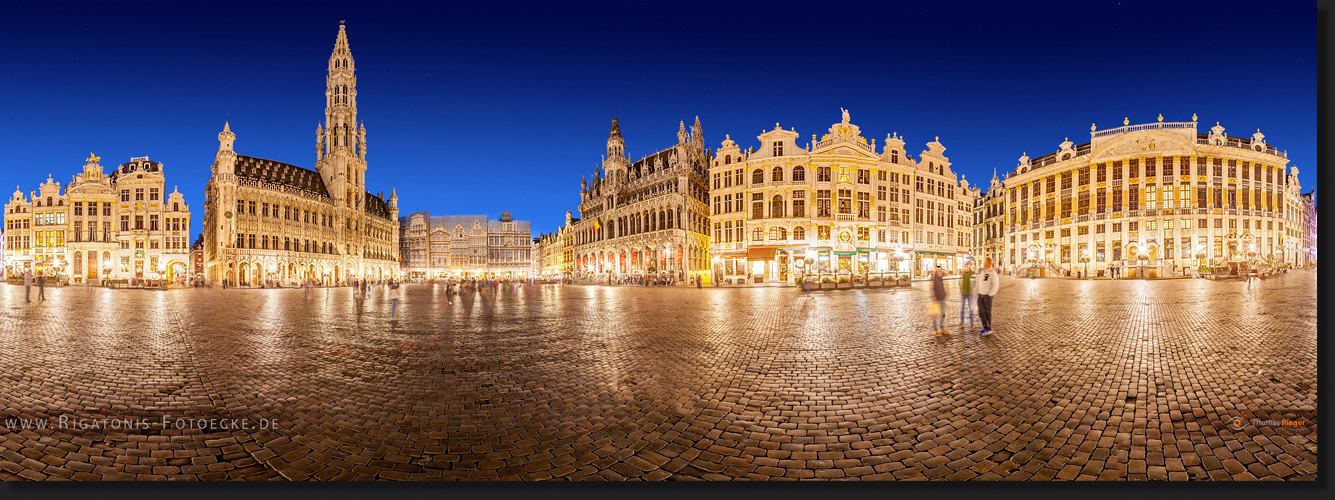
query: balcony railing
[{"left": 1092, "top": 121, "right": 1196, "bottom": 138}]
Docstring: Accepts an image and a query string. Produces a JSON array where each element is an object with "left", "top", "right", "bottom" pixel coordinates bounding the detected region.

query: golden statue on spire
[{"left": 86, "top": 152, "right": 100, "bottom": 164}]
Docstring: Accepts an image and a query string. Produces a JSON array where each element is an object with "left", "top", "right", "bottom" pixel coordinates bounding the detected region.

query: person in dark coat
[{"left": 930, "top": 266, "right": 947, "bottom": 335}]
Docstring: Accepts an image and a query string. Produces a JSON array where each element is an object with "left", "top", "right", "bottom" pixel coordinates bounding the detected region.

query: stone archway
[
  {"left": 166, "top": 260, "right": 186, "bottom": 284},
  {"left": 239, "top": 262, "right": 250, "bottom": 286}
]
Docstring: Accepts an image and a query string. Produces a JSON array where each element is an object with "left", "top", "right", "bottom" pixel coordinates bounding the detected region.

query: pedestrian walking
[
  {"left": 976, "top": 257, "right": 1001, "bottom": 335},
  {"left": 696, "top": 276, "right": 702, "bottom": 289},
  {"left": 37, "top": 272, "right": 46, "bottom": 301},
  {"left": 389, "top": 281, "right": 401, "bottom": 318},
  {"left": 929, "top": 266, "right": 947, "bottom": 335},
  {"left": 959, "top": 262, "right": 978, "bottom": 329},
  {"left": 23, "top": 270, "right": 32, "bottom": 302}
]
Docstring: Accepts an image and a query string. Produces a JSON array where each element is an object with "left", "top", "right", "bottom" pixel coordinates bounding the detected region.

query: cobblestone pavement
[{"left": 0, "top": 271, "right": 1317, "bottom": 481}]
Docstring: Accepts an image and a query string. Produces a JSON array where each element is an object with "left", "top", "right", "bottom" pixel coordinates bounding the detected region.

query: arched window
[
  {"left": 778, "top": 227, "right": 788, "bottom": 240},
  {"left": 772, "top": 167, "right": 784, "bottom": 182},
  {"left": 794, "top": 226, "right": 806, "bottom": 240},
  {"left": 667, "top": 210, "right": 674, "bottom": 229},
  {"left": 659, "top": 210, "right": 666, "bottom": 230},
  {"left": 770, "top": 227, "right": 778, "bottom": 240},
  {"left": 752, "top": 228, "right": 763, "bottom": 242},
  {"left": 771, "top": 195, "right": 784, "bottom": 218},
  {"left": 753, "top": 169, "right": 764, "bottom": 184},
  {"left": 724, "top": 155, "right": 731, "bottom": 165},
  {"left": 793, "top": 166, "right": 805, "bottom": 182}
]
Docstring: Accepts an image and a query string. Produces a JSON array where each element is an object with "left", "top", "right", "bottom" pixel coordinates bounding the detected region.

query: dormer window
[{"left": 773, "top": 142, "right": 783, "bottom": 157}]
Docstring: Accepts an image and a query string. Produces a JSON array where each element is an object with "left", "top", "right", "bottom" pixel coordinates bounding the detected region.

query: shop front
[
  {"left": 915, "top": 250, "right": 955, "bottom": 275},
  {"left": 745, "top": 246, "right": 778, "bottom": 283}
]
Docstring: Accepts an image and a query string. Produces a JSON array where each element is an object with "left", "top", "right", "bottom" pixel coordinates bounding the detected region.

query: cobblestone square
[{"left": 0, "top": 272, "right": 1317, "bottom": 481}]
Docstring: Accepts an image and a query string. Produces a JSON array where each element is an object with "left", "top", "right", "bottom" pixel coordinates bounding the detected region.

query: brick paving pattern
[{"left": 0, "top": 271, "right": 1317, "bottom": 480}]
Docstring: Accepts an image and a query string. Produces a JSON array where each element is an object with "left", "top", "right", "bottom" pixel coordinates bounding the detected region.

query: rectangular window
[
  {"left": 1060, "top": 196, "right": 1072, "bottom": 218},
  {"left": 149, "top": 188, "right": 159, "bottom": 201},
  {"left": 150, "top": 215, "right": 159, "bottom": 231},
  {"left": 1061, "top": 228, "right": 1071, "bottom": 237},
  {"left": 877, "top": 205, "right": 886, "bottom": 222},
  {"left": 1061, "top": 172, "right": 1072, "bottom": 190},
  {"left": 878, "top": 185, "right": 887, "bottom": 201},
  {"left": 1097, "top": 163, "right": 1107, "bottom": 182},
  {"left": 1179, "top": 157, "right": 1190, "bottom": 176},
  {"left": 857, "top": 192, "right": 870, "bottom": 219},
  {"left": 134, "top": 215, "right": 143, "bottom": 230},
  {"left": 1128, "top": 186, "right": 1139, "bottom": 210},
  {"left": 74, "top": 202, "right": 83, "bottom": 216},
  {"left": 857, "top": 169, "right": 870, "bottom": 184},
  {"left": 1112, "top": 223, "right": 1121, "bottom": 233},
  {"left": 837, "top": 189, "right": 853, "bottom": 214},
  {"left": 1079, "top": 166, "right": 1090, "bottom": 185},
  {"left": 1227, "top": 189, "right": 1236, "bottom": 209},
  {"left": 134, "top": 188, "right": 144, "bottom": 201},
  {"left": 792, "top": 199, "right": 805, "bottom": 218},
  {"left": 817, "top": 167, "right": 831, "bottom": 182},
  {"left": 816, "top": 190, "right": 831, "bottom": 217},
  {"left": 1113, "top": 161, "right": 1123, "bottom": 180},
  {"left": 1213, "top": 158, "right": 1223, "bottom": 177},
  {"left": 1112, "top": 188, "right": 1122, "bottom": 212},
  {"left": 1145, "top": 158, "right": 1156, "bottom": 177},
  {"left": 1129, "top": 221, "right": 1138, "bottom": 231},
  {"left": 1213, "top": 187, "right": 1223, "bottom": 208},
  {"left": 1096, "top": 189, "right": 1106, "bottom": 213},
  {"left": 1096, "top": 224, "right": 1105, "bottom": 233}
]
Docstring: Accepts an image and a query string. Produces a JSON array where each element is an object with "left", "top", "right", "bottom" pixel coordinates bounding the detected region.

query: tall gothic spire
[{"left": 324, "top": 22, "right": 359, "bottom": 157}]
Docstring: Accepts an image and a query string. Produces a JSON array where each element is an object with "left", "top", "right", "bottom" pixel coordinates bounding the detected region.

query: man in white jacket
[{"left": 976, "top": 257, "right": 1001, "bottom": 335}]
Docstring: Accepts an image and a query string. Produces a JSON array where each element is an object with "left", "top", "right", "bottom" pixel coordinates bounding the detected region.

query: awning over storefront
[
  {"left": 746, "top": 247, "right": 778, "bottom": 260},
  {"left": 915, "top": 250, "right": 954, "bottom": 257}
]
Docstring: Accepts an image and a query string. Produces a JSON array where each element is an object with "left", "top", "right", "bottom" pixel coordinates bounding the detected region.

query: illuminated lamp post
[{"left": 1080, "top": 249, "right": 1090, "bottom": 279}]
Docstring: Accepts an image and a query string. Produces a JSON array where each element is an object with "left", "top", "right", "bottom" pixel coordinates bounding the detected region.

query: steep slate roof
[
  {"left": 232, "top": 155, "right": 394, "bottom": 221},
  {"left": 363, "top": 190, "right": 391, "bottom": 220},
  {"left": 234, "top": 155, "right": 330, "bottom": 199}
]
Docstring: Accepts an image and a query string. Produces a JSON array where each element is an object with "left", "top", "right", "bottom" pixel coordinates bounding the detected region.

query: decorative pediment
[{"left": 1090, "top": 130, "right": 1196, "bottom": 160}]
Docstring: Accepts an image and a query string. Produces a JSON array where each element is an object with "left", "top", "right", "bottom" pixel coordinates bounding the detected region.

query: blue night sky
[{"left": 1, "top": 1, "right": 1316, "bottom": 238}]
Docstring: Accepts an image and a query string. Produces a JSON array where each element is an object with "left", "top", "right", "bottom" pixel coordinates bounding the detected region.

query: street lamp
[{"left": 1080, "top": 249, "right": 1090, "bottom": 279}]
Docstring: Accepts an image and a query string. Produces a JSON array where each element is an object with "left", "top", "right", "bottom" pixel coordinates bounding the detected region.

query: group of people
[
  {"left": 22, "top": 270, "right": 46, "bottom": 303},
  {"left": 610, "top": 275, "right": 676, "bottom": 286},
  {"left": 928, "top": 257, "right": 1000, "bottom": 336}
]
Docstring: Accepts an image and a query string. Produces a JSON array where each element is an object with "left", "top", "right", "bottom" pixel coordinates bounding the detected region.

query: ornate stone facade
[
  {"left": 202, "top": 23, "right": 399, "bottom": 286},
  {"left": 398, "top": 211, "right": 533, "bottom": 279},
  {"left": 533, "top": 211, "right": 577, "bottom": 277},
  {"left": 978, "top": 115, "right": 1303, "bottom": 277},
  {"left": 570, "top": 118, "right": 712, "bottom": 281},
  {"left": 709, "top": 110, "right": 975, "bottom": 283},
  {"left": 4, "top": 154, "right": 192, "bottom": 284}
]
